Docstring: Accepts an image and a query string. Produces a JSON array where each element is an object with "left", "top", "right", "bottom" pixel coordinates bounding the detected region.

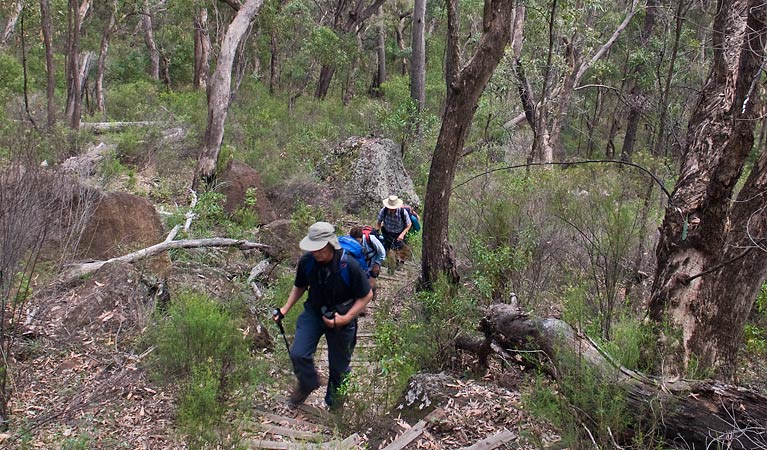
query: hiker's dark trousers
[
  {"left": 290, "top": 304, "right": 357, "bottom": 406},
  {"left": 381, "top": 228, "right": 404, "bottom": 252}
]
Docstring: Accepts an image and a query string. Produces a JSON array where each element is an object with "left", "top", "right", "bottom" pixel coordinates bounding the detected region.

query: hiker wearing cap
[
  {"left": 274, "top": 222, "right": 372, "bottom": 409},
  {"left": 376, "top": 195, "right": 412, "bottom": 252}
]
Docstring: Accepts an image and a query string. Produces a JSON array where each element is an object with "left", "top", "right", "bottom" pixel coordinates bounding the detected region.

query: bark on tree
[
  {"left": 410, "top": 0, "right": 426, "bottom": 119},
  {"left": 193, "top": 0, "right": 265, "bottom": 188},
  {"left": 194, "top": 7, "right": 211, "bottom": 90},
  {"left": 421, "top": 0, "right": 515, "bottom": 286},
  {"left": 40, "top": 0, "right": 56, "bottom": 128},
  {"left": 0, "top": 0, "right": 24, "bottom": 49},
  {"left": 141, "top": 0, "right": 160, "bottom": 81},
  {"left": 395, "top": 13, "right": 410, "bottom": 76},
  {"left": 649, "top": 0, "right": 767, "bottom": 379},
  {"left": 96, "top": 0, "right": 118, "bottom": 116},
  {"left": 65, "top": 0, "right": 82, "bottom": 130},
  {"left": 475, "top": 304, "right": 767, "bottom": 449}
]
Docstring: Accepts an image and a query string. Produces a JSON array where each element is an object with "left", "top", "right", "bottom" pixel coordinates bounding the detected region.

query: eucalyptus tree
[
  {"left": 649, "top": 0, "right": 767, "bottom": 380},
  {"left": 193, "top": 0, "right": 265, "bottom": 188},
  {"left": 39, "top": 0, "right": 56, "bottom": 127},
  {"left": 95, "top": 0, "right": 119, "bottom": 116},
  {"left": 410, "top": 0, "right": 425, "bottom": 123},
  {"left": 312, "top": 0, "right": 386, "bottom": 100},
  {"left": 141, "top": 0, "right": 160, "bottom": 81},
  {"left": 0, "top": 0, "right": 24, "bottom": 48},
  {"left": 65, "top": 0, "right": 82, "bottom": 129},
  {"left": 421, "top": 0, "right": 517, "bottom": 284},
  {"left": 517, "top": 0, "right": 640, "bottom": 164}
]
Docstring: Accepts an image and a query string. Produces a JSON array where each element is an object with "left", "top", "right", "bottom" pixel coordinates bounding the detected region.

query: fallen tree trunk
[
  {"left": 476, "top": 304, "right": 767, "bottom": 449},
  {"left": 60, "top": 238, "right": 268, "bottom": 283}
]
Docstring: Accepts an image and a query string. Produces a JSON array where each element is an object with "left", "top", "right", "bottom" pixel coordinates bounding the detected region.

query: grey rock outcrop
[{"left": 317, "top": 137, "right": 419, "bottom": 213}]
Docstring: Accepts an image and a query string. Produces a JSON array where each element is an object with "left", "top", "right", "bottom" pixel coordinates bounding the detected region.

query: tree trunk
[
  {"left": 194, "top": 7, "right": 210, "bottom": 90},
  {"left": 652, "top": 0, "right": 689, "bottom": 156},
  {"left": 620, "top": 0, "right": 658, "bottom": 162},
  {"left": 395, "top": 13, "right": 409, "bottom": 76},
  {"left": 477, "top": 304, "right": 767, "bottom": 449},
  {"left": 0, "top": 0, "right": 24, "bottom": 48},
  {"left": 314, "top": 64, "right": 335, "bottom": 100},
  {"left": 65, "top": 0, "right": 82, "bottom": 130},
  {"left": 96, "top": 0, "right": 118, "bottom": 117},
  {"left": 40, "top": 0, "right": 56, "bottom": 128},
  {"left": 410, "top": 0, "right": 426, "bottom": 117},
  {"left": 141, "top": 0, "right": 160, "bottom": 81},
  {"left": 193, "top": 0, "right": 265, "bottom": 188},
  {"left": 421, "top": 0, "right": 515, "bottom": 286},
  {"left": 342, "top": 34, "right": 363, "bottom": 105},
  {"left": 370, "top": 18, "right": 386, "bottom": 96},
  {"left": 649, "top": 0, "right": 767, "bottom": 379}
]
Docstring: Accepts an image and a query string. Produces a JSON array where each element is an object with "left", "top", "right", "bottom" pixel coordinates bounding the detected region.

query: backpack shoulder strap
[{"left": 338, "top": 249, "right": 350, "bottom": 286}]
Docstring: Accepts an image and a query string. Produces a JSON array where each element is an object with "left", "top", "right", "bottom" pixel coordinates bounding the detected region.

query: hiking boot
[{"left": 288, "top": 384, "right": 313, "bottom": 407}]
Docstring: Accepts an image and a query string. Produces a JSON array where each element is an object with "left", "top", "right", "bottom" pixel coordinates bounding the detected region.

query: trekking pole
[{"left": 272, "top": 308, "right": 291, "bottom": 353}]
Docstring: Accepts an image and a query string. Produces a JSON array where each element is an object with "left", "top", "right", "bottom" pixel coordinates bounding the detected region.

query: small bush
[{"left": 147, "top": 290, "right": 254, "bottom": 446}]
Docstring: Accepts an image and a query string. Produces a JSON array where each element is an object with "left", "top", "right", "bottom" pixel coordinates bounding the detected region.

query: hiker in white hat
[
  {"left": 274, "top": 221, "right": 372, "bottom": 409},
  {"left": 376, "top": 195, "right": 412, "bottom": 252}
]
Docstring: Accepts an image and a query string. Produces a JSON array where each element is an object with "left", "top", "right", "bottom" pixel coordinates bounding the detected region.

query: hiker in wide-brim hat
[
  {"left": 376, "top": 195, "right": 411, "bottom": 252},
  {"left": 274, "top": 221, "right": 372, "bottom": 410},
  {"left": 382, "top": 195, "right": 404, "bottom": 209}
]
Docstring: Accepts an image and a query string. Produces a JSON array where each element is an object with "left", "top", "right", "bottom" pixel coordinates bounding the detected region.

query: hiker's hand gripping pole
[{"left": 272, "top": 308, "right": 291, "bottom": 353}]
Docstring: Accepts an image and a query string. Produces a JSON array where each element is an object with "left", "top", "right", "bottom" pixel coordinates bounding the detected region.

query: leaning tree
[
  {"left": 649, "top": 0, "right": 767, "bottom": 379},
  {"left": 421, "top": 0, "right": 518, "bottom": 285}
]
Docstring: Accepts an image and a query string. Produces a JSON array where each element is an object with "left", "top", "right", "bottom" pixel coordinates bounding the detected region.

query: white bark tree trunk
[
  {"left": 193, "top": 0, "right": 265, "bottom": 188},
  {"left": 96, "top": 0, "right": 118, "bottom": 116},
  {"left": 0, "top": 0, "right": 24, "bottom": 49},
  {"left": 141, "top": 0, "right": 160, "bottom": 80}
]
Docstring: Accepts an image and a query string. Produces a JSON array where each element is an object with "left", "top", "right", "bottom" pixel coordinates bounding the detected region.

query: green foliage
[
  {"left": 525, "top": 351, "right": 658, "bottom": 449},
  {"left": 744, "top": 324, "right": 767, "bottom": 355},
  {"left": 756, "top": 282, "right": 767, "bottom": 315},
  {"left": 147, "top": 290, "right": 256, "bottom": 446},
  {"left": 191, "top": 191, "right": 228, "bottom": 236},
  {"left": 105, "top": 80, "right": 162, "bottom": 121},
  {"left": 0, "top": 52, "right": 23, "bottom": 96},
  {"left": 290, "top": 200, "right": 324, "bottom": 236},
  {"left": 149, "top": 290, "right": 250, "bottom": 379}
]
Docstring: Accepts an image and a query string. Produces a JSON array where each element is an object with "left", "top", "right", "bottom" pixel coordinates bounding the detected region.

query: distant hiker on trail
[
  {"left": 376, "top": 195, "right": 412, "bottom": 252},
  {"left": 274, "top": 222, "right": 372, "bottom": 409},
  {"left": 349, "top": 226, "right": 385, "bottom": 290},
  {"left": 402, "top": 204, "right": 421, "bottom": 241}
]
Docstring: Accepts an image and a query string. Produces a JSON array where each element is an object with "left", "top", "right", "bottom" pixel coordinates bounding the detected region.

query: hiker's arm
[
  {"left": 277, "top": 286, "right": 306, "bottom": 318},
  {"left": 371, "top": 236, "right": 386, "bottom": 264},
  {"left": 327, "top": 289, "right": 373, "bottom": 327}
]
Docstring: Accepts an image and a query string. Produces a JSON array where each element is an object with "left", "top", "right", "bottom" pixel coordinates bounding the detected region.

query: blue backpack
[
  {"left": 402, "top": 206, "right": 421, "bottom": 232},
  {"left": 338, "top": 236, "right": 369, "bottom": 273}
]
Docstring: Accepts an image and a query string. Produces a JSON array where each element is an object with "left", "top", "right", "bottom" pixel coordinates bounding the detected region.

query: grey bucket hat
[{"left": 299, "top": 221, "right": 340, "bottom": 252}]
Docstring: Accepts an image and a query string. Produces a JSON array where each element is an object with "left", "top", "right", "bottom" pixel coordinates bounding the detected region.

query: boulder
[
  {"left": 79, "top": 191, "right": 170, "bottom": 276},
  {"left": 217, "top": 160, "right": 277, "bottom": 224},
  {"left": 317, "top": 137, "right": 420, "bottom": 213}
]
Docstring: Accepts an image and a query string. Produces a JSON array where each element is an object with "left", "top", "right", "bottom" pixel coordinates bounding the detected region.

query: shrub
[{"left": 147, "top": 290, "right": 255, "bottom": 446}]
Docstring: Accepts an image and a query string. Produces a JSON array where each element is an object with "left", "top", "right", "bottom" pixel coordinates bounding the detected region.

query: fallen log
[
  {"left": 80, "top": 121, "right": 164, "bottom": 132},
  {"left": 59, "top": 238, "right": 268, "bottom": 283},
  {"left": 477, "top": 304, "right": 767, "bottom": 449}
]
